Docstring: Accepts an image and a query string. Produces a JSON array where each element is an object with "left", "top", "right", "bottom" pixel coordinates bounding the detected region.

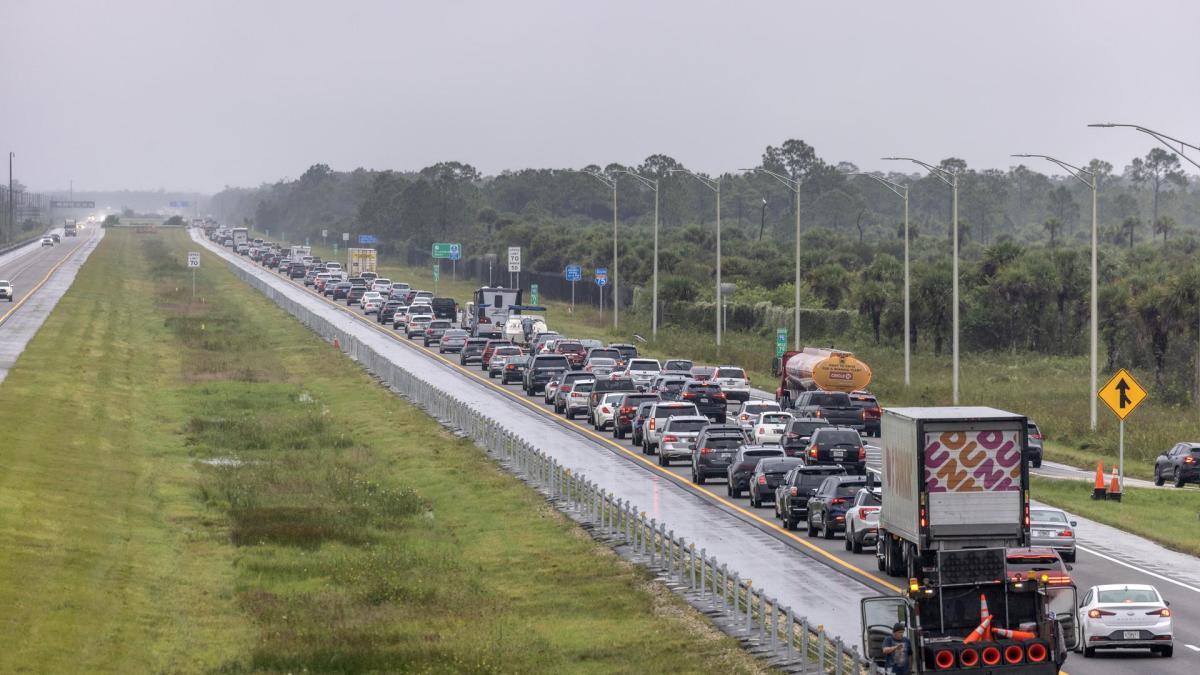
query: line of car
[{"left": 236, "top": 232, "right": 1180, "bottom": 661}]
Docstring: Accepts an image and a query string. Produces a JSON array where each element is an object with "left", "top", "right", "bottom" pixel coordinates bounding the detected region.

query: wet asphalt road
[
  {"left": 0, "top": 228, "right": 103, "bottom": 384},
  {"left": 196, "top": 230, "right": 1200, "bottom": 674}
]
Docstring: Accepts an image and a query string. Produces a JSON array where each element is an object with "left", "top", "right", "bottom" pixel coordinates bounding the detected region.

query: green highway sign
[
  {"left": 775, "top": 328, "right": 788, "bottom": 358},
  {"left": 432, "top": 242, "right": 461, "bottom": 259},
  {"left": 531, "top": 284, "right": 539, "bottom": 305}
]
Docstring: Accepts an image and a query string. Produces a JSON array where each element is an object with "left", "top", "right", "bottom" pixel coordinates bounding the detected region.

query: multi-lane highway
[
  {"left": 0, "top": 228, "right": 103, "bottom": 384},
  {"left": 198, "top": 230, "right": 1200, "bottom": 674}
]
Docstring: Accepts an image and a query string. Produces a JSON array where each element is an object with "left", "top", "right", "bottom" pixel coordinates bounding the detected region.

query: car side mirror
[
  {"left": 1166, "top": 600, "right": 1171, "bottom": 606},
  {"left": 1065, "top": 564, "right": 1073, "bottom": 572},
  {"left": 1070, "top": 520, "right": 1077, "bottom": 527},
  {"left": 809, "top": 488, "right": 818, "bottom": 496}
]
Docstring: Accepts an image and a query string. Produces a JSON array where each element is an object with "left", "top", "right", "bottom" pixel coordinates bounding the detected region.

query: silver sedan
[{"left": 1029, "top": 507, "right": 1077, "bottom": 562}]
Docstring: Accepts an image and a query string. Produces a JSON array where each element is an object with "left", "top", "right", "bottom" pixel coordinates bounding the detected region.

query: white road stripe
[
  {"left": 1078, "top": 544, "right": 1200, "bottom": 595},
  {"left": 1185, "top": 644, "right": 1200, "bottom": 652}
]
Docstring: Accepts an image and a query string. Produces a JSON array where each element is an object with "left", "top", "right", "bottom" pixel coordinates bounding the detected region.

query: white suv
[
  {"left": 622, "top": 358, "right": 662, "bottom": 389},
  {"left": 714, "top": 366, "right": 752, "bottom": 402},
  {"left": 0, "top": 279, "right": 12, "bottom": 301}
]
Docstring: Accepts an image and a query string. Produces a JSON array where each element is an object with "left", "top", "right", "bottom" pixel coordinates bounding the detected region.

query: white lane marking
[
  {"left": 1185, "top": 644, "right": 1200, "bottom": 652},
  {"left": 1078, "top": 544, "right": 1200, "bottom": 595}
]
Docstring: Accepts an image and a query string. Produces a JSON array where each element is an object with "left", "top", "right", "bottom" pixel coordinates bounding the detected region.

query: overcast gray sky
[{"left": 3, "top": 0, "right": 1198, "bottom": 193}]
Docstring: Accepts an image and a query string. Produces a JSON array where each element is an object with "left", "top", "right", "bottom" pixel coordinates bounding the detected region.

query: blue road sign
[
  {"left": 595, "top": 267, "right": 608, "bottom": 287},
  {"left": 358, "top": 234, "right": 378, "bottom": 245},
  {"left": 565, "top": 264, "right": 582, "bottom": 281},
  {"left": 169, "top": 200, "right": 190, "bottom": 208},
  {"left": 449, "top": 243, "right": 462, "bottom": 261}
]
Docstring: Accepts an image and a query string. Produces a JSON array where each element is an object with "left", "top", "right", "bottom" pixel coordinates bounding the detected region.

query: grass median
[
  {"left": 1032, "top": 476, "right": 1200, "bottom": 557},
  {"left": 0, "top": 228, "right": 769, "bottom": 673}
]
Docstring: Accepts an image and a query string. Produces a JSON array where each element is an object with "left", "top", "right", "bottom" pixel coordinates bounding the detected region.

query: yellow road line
[
  {"left": 244, "top": 249, "right": 904, "bottom": 594},
  {"left": 0, "top": 239, "right": 84, "bottom": 327}
]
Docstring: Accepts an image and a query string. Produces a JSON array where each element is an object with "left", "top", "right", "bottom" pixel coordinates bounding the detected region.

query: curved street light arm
[
  {"left": 846, "top": 171, "right": 908, "bottom": 199},
  {"left": 611, "top": 169, "right": 658, "bottom": 191},
  {"left": 1090, "top": 123, "right": 1200, "bottom": 172},
  {"left": 882, "top": 156, "right": 957, "bottom": 186},
  {"left": 740, "top": 166, "right": 799, "bottom": 191},
  {"left": 1012, "top": 154, "right": 1095, "bottom": 189},
  {"left": 582, "top": 169, "right": 616, "bottom": 189},
  {"left": 668, "top": 168, "right": 720, "bottom": 191}
]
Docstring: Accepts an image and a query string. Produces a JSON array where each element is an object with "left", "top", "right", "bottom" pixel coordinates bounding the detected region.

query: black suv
[
  {"left": 331, "top": 281, "right": 353, "bottom": 300},
  {"left": 690, "top": 424, "right": 749, "bottom": 484},
  {"left": 781, "top": 418, "right": 832, "bottom": 458},
  {"left": 727, "top": 446, "right": 787, "bottom": 498},
  {"left": 459, "top": 338, "right": 488, "bottom": 365},
  {"left": 774, "top": 466, "right": 846, "bottom": 530},
  {"left": 523, "top": 354, "right": 570, "bottom": 395},
  {"left": 378, "top": 301, "right": 403, "bottom": 324},
  {"left": 806, "top": 475, "right": 868, "bottom": 539},
  {"left": 1026, "top": 420, "right": 1044, "bottom": 468},
  {"left": 346, "top": 285, "right": 368, "bottom": 305},
  {"left": 804, "top": 427, "right": 866, "bottom": 474},
  {"left": 748, "top": 457, "right": 805, "bottom": 508},
  {"left": 680, "top": 382, "right": 727, "bottom": 423},
  {"left": 613, "top": 393, "right": 659, "bottom": 439}
]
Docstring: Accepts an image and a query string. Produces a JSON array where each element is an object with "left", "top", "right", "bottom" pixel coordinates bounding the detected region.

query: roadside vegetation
[{"left": 0, "top": 229, "right": 769, "bottom": 673}]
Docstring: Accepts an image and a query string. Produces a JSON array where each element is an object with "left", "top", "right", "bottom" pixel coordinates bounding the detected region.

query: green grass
[
  {"left": 291, "top": 237, "right": 1187, "bottom": 482},
  {"left": 0, "top": 228, "right": 770, "bottom": 673},
  {"left": 1031, "top": 476, "right": 1200, "bottom": 557}
]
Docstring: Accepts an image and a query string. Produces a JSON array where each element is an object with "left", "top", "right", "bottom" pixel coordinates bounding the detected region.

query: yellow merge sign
[{"left": 1098, "top": 369, "right": 1147, "bottom": 420}]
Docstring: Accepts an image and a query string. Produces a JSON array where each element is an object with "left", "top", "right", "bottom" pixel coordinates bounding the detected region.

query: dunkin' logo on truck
[{"left": 924, "top": 430, "right": 1021, "bottom": 493}]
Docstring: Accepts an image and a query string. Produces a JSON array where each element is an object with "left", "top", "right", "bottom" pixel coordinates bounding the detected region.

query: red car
[
  {"left": 554, "top": 340, "right": 587, "bottom": 368},
  {"left": 690, "top": 366, "right": 716, "bottom": 382},
  {"left": 479, "top": 339, "right": 514, "bottom": 372}
]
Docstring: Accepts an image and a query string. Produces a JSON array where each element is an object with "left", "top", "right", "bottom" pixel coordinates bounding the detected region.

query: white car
[
  {"left": 391, "top": 306, "right": 411, "bottom": 328},
  {"left": 406, "top": 314, "right": 432, "bottom": 338},
  {"left": 734, "top": 400, "right": 782, "bottom": 432},
  {"left": 0, "top": 279, "right": 12, "bottom": 301},
  {"left": 564, "top": 379, "right": 595, "bottom": 420},
  {"left": 324, "top": 262, "right": 342, "bottom": 273},
  {"left": 714, "top": 366, "right": 751, "bottom": 402},
  {"left": 843, "top": 486, "right": 882, "bottom": 553},
  {"left": 1077, "top": 584, "right": 1172, "bottom": 657},
  {"left": 591, "top": 392, "right": 625, "bottom": 430},
  {"left": 584, "top": 357, "right": 618, "bottom": 379},
  {"left": 622, "top": 358, "right": 662, "bottom": 389},
  {"left": 488, "top": 346, "right": 523, "bottom": 377},
  {"left": 360, "top": 291, "right": 384, "bottom": 314},
  {"left": 753, "top": 411, "right": 794, "bottom": 444},
  {"left": 41, "top": 237, "right": 54, "bottom": 247},
  {"left": 371, "top": 278, "right": 392, "bottom": 294}
]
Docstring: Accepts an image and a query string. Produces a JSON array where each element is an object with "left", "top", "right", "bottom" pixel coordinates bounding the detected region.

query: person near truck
[{"left": 881, "top": 623, "right": 912, "bottom": 675}]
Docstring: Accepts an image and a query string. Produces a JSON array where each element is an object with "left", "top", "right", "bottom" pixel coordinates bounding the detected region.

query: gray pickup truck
[{"left": 790, "top": 391, "right": 862, "bottom": 431}]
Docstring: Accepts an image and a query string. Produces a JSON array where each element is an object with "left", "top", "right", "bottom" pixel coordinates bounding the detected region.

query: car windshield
[
  {"left": 654, "top": 405, "right": 694, "bottom": 418},
  {"left": 629, "top": 360, "right": 660, "bottom": 371},
  {"left": 1007, "top": 554, "right": 1062, "bottom": 571},
  {"left": 834, "top": 482, "right": 866, "bottom": 497},
  {"left": 745, "top": 449, "right": 785, "bottom": 458},
  {"left": 797, "top": 471, "right": 839, "bottom": 488},
  {"left": 536, "top": 356, "right": 570, "bottom": 368},
  {"left": 444, "top": 330, "right": 468, "bottom": 337},
  {"left": 507, "top": 355, "right": 530, "bottom": 364},
  {"left": 589, "top": 358, "right": 616, "bottom": 367},
  {"left": 744, "top": 403, "right": 778, "bottom": 415},
  {"left": 761, "top": 413, "right": 792, "bottom": 424},
  {"left": 816, "top": 430, "right": 861, "bottom": 445},
  {"left": 705, "top": 437, "right": 744, "bottom": 450},
  {"left": 790, "top": 420, "right": 829, "bottom": 434},
  {"left": 621, "top": 395, "right": 658, "bottom": 407},
  {"left": 666, "top": 419, "right": 706, "bottom": 433},
  {"left": 574, "top": 381, "right": 594, "bottom": 393},
  {"left": 665, "top": 360, "right": 692, "bottom": 370},
  {"left": 857, "top": 491, "right": 883, "bottom": 506},
  {"left": 717, "top": 368, "right": 745, "bottom": 378},
  {"left": 1097, "top": 588, "right": 1160, "bottom": 604},
  {"left": 809, "top": 393, "right": 851, "bottom": 406},
  {"left": 1030, "top": 510, "right": 1068, "bottom": 524},
  {"left": 614, "top": 346, "right": 638, "bottom": 358},
  {"left": 686, "top": 384, "right": 721, "bottom": 394},
  {"left": 759, "top": 459, "right": 800, "bottom": 472},
  {"left": 558, "top": 342, "right": 585, "bottom": 353},
  {"left": 590, "top": 349, "right": 620, "bottom": 360}
]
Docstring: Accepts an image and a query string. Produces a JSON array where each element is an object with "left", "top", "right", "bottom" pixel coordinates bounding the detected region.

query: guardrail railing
[{"left": 213, "top": 242, "right": 884, "bottom": 674}]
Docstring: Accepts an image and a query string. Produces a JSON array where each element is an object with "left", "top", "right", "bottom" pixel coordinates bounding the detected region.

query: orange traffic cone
[
  {"left": 993, "top": 626, "right": 1038, "bottom": 641},
  {"left": 1092, "top": 462, "right": 1107, "bottom": 500},
  {"left": 964, "top": 615, "right": 993, "bottom": 644},
  {"left": 979, "top": 594, "right": 995, "bottom": 641},
  {"left": 1107, "top": 466, "right": 1122, "bottom": 502}
]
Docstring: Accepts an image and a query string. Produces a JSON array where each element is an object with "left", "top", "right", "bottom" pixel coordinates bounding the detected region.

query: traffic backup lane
[{"left": 211, "top": 231, "right": 1200, "bottom": 674}]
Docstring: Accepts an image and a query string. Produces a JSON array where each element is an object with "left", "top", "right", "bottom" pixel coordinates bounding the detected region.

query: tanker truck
[{"left": 775, "top": 347, "right": 872, "bottom": 407}]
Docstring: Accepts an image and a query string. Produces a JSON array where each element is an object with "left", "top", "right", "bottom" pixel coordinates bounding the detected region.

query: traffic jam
[{"left": 210, "top": 227, "right": 1183, "bottom": 672}]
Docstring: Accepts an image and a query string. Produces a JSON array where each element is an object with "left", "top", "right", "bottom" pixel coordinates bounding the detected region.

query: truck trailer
[{"left": 775, "top": 347, "right": 871, "bottom": 407}]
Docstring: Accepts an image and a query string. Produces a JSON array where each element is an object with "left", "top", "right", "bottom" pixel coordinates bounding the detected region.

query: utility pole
[
  {"left": 7, "top": 152, "right": 13, "bottom": 243},
  {"left": 885, "top": 157, "right": 960, "bottom": 403},
  {"left": 743, "top": 167, "right": 802, "bottom": 350},
  {"left": 674, "top": 169, "right": 723, "bottom": 346}
]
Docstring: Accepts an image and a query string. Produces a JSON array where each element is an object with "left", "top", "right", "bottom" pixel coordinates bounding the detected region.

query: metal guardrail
[
  {"left": 215, "top": 248, "right": 884, "bottom": 674},
  {"left": 0, "top": 234, "right": 43, "bottom": 257}
]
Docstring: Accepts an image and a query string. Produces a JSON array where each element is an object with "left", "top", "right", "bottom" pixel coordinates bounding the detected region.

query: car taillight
[
  {"left": 1088, "top": 609, "right": 1115, "bottom": 618},
  {"left": 1059, "top": 529, "right": 1073, "bottom": 537},
  {"left": 700, "top": 447, "right": 712, "bottom": 454},
  {"left": 1046, "top": 575, "right": 1073, "bottom": 586},
  {"left": 789, "top": 487, "right": 798, "bottom": 496},
  {"left": 682, "top": 392, "right": 696, "bottom": 399},
  {"left": 505, "top": 365, "right": 514, "bottom": 370},
  {"left": 858, "top": 446, "right": 866, "bottom": 460},
  {"left": 809, "top": 446, "right": 818, "bottom": 458},
  {"left": 813, "top": 410, "right": 823, "bottom": 417},
  {"left": 831, "top": 498, "right": 846, "bottom": 505},
  {"left": 859, "top": 507, "right": 878, "bottom": 520},
  {"left": 758, "top": 427, "right": 766, "bottom": 435},
  {"left": 713, "top": 392, "right": 726, "bottom": 400},
  {"left": 757, "top": 475, "right": 767, "bottom": 485},
  {"left": 1147, "top": 608, "right": 1172, "bottom": 617},
  {"left": 648, "top": 419, "right": 656, "bottom": 430},
  {"left": 1186, "top": 456, "right": 1197, "bottom": 464},
  {"left": 1031, "top": 433, "right": 1043, "bottom": 440},
  {"left": 620, "top": 406, "right": 634, "bottom": 414},
  {"left": 662, "top": 434, "right": 678, "bottom": 442},
  {"left": 601, "top": 406, "right": 611, "bottom": 413}
]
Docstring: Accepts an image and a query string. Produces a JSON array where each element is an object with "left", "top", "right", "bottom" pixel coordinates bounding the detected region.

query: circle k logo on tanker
[{"left": 811, "top": 354, "right": 872, "bottom": 392}]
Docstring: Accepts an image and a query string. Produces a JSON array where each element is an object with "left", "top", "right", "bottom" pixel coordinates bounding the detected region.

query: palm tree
[
  {"left": 1043, "top": 218, "right": 1062, "bottom": 247},
  {"left": 1120, "top": 217, "right": 1140, "bottom": 249},
  {"left": 1153, "top": 216, "right": 1177, "bottom": 245}
]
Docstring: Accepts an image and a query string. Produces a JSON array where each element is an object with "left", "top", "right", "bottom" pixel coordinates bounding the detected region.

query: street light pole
[
  {"left": 671, "top": 169, "right": 722, "bottom": 346},
  {"left": 848, "top": 172, "right": 911, "bottom": 386},
  {"left": 1013, "top": 154, "right": 1099, "bottom": 430},
  {"left": 7, "top": 152, "right": 13, "bottom": 243},
  {"left": 742, "top": 167, "right": 802, "bottom": 351},
  {"left": 885, "top": 157, "right": 960, "bottom": 403},
  {"left": 583, "top": 170, "right": 619, "bottom": 330},
  {"left": 612, "top": 170, "right": 660, "bottom": 338}
]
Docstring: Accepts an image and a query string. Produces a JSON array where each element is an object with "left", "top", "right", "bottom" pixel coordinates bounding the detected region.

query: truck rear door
[{"left": 923, "top": 419, "right": 1026, "bottom": 539}]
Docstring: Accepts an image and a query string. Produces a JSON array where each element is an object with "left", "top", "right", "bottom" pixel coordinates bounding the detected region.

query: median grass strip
[
  {"left": 1032, "top": 476, "right": 1200, "bottom": 558},
  {"left": 0, "top": 228, "right": 769, "bottom": 673}
]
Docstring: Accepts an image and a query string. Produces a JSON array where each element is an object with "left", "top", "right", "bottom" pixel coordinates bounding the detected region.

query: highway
[
  {"left": 0, "top": 228, "right": 104, "bottom": 384},
  {"left": 197, "top": 230, "right": 1200, "bottom": 674}
]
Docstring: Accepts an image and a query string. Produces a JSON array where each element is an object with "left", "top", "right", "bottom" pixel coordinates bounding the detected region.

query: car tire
[
  {"left": 694, "top": 468, "right": 705, "bottom": 484},
  {"left": 822, "top": 518, "right": 835, "bottom": 540},
  {"left": 806, "top": 515, "right": 818, "bottom": 537},
  {"left": 851, "top": 537, "right": 863, "bottom": 554},
  {"left": 731, "top": 486, "right": 741, "bottom": 499},
  {"left": 1083, "top": 647, "right": 1095, "bottom": 658},
  {"left": 844, "top": 535, "right": 852, "bottom": 551},
  {"left": 658, "top": 453, "right": 668, "bottom": 467},
  {"left": 1062, "top": 550, "right": 1076, "bottom": 563},
  {"left": 1032, "top": 458, "right": 1042, "bottom": 468},
  {"left": 691, "top": 467, "right": 700, "bottom": 484},
  {"left": 565, "top": 410, "right": 574, "bottom": 420},
  {"left": 1159, "top": 646, "right": 1173, "bottom": 657},
  {"left": 614, "top": 427, "right": 624, "bottom": 439},
  {"left": 1154, "top": 467, "right": 1165, "bottom": 486},
  {"left": 1175, "top": 472, "right": 1186, "bottom": 488},
  {"left": 782, "top": 516, "right": 794, "bottom": 531},
  {"left": 751, "top": 493, "right": 761, "bottom": 508}
]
